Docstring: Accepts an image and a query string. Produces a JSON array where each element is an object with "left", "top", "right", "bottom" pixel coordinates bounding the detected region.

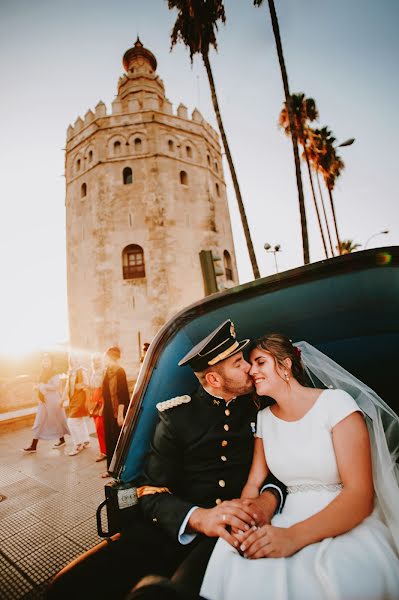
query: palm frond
[{"left": 167, "top": 0, "right": 226, "bottom": 61}]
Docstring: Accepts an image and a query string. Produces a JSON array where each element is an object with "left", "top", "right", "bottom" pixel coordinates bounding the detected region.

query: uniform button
[
  {"left": 221, "top": 455, "right": 227, "bottom": 462},
  {"left": 219, "top": 479, "right": 226, "bottom": 488},
  {"left": 224, "top": 424, "right": 229, "bottom": 431},
  {"left": 215, "top": 498, "right": 222, "bottom": 505},
  {"left": 221, "top": 440, "right": 228, "bottom": 447},
  {"left": 225, "top": 409, "right": 230, "bottom": 416},
  {"left": 152, "top": 517, "right": 157, "bottom": 523}
]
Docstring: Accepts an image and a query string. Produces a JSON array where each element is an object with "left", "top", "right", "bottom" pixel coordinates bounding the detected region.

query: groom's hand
[
  {"left": 244, "top": 490, "right": 279, "bottom": 526},
  {"left": 187, "top": 500, "right": 257, "bottom": 548}
]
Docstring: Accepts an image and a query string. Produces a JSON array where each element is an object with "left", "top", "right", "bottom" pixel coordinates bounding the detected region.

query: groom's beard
[{"left": 222, "top": 374, "right": 254, "bottom": 397}]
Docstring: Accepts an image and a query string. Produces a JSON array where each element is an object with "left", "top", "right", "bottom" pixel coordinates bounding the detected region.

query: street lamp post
[
  {"left": 364, "top": 230, "right": 389, "bottom": 249},
  {"left": 330, "top": 137, "right": 355, "bottom": 254},
  {"left": 264, "top": 243, "right": 281, "bottom": 273}
]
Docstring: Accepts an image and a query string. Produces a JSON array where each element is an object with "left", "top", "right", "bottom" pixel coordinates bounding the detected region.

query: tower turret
[
  {"left": 118, "top": 38, "right": 166, "bottom": 111},
  {"left": 123, "top": 37, "right": 157, "bottom": 72}
]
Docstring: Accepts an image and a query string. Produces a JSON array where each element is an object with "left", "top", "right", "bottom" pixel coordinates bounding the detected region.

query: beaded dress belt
[{"left": 287, "top": 483, "right": 343, "bottom": 494}]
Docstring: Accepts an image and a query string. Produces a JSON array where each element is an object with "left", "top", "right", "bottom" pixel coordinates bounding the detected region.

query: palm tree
[
  {"left": 338, "top": 239, "right": 361, "bottom": 254},
  {"left": 279, "top": 94, "right": 328, "bottom": 258},
  {"left": 307, "top": 127, "right": 335, "bottom": 255},
  {"left": 167, "top": 0, "right": 260, "bottom": 279},
  {"left": 254, "top": 0, "right": 309, "bottom": 264},
  {"left": 317, "top": 131, "right": 345, "bottom": 254},
  {"left": 308, "top": 127, "right": 346, "bottom": 255}
]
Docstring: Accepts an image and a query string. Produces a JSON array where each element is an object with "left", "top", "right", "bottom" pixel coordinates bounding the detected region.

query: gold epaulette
[
  {"left": 156, "top": 395, "right": 191, "bottom": 412},
  {"left": 136, "top": 485, "right": 171, "bottom": 498}
]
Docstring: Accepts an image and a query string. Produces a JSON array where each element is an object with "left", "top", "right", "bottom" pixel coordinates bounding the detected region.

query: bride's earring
[{"left": 284, "top": 371, "right": 290, "bottom": 382}]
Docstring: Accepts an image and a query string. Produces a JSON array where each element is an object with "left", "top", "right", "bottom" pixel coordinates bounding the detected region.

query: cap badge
[{"left": 230, "top": 322, "right": 236, "bottom": 339}]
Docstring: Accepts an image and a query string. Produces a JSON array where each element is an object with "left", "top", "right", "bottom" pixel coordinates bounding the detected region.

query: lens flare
[{"left": 376, "top": 252, "right": 392, "bottom": 266}]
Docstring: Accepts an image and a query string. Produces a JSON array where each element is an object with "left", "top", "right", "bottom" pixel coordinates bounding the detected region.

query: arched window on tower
[
  {"left": 168, "top": 139, "right": 174, "bottom": 152},
  {"left": 114, "top": 140, "right": 121, "bottom": 155},
  {"left": 215, "top": 182, "right": 220, "bottom": 197},
  {"left": 224, "top": 250, "right": 233, "bottom": 281},
  {"left": 186, "top": 146, "right": 192, "bottom": 158},
  {"left": 122, "top": 244, "right": 145, "bottom": 279},
  {"left": 81, "top": 183, "right": 87, "bottom": 198},
  {"left": 180, "top": 170, "right": 188, "bottom": 185},
  {"left": 214, "top": 160, "right": 219, "bottom": 173},
  {"left": 207, "top": 154, "right": 211, "bottom": 166},
  {"left": 88, "top": 150, "right": 93, "bottom": 163},
  {"left": 123, "top": 167, "right": 133, "bottom": 185},
  {"left": 134, "top": 138, "right": 142, "bottom": 152},
  {"left": 76, "top": 158, "right": 81, "bottom": 173}
]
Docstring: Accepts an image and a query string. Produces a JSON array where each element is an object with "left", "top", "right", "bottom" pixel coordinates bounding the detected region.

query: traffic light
[{"left": 199, "top": 250, "right": 224, "bottom": 296}]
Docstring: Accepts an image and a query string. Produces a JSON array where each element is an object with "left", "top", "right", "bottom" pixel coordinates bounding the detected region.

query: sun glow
[
  {"left": 0, "top": 328, "right": 67, "bottom": 359},
  {"left": 0, "top": 254, "right": 69, "bottom": 359},
  {"left": 0, "top": 297, "right": 68, "bottom": 359}
]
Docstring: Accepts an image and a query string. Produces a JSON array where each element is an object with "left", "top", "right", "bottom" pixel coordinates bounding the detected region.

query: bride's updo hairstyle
[{"left": 252, "top": 333, "right": 307, "bottom": 386}]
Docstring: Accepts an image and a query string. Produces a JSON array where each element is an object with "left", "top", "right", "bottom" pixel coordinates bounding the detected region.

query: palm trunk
[
  {"left": 303, "top": 145, "right": 328, "bottom": 258},
  {"left": 328, "top": 187, "right": 342, "bottom": 254},
  {"left": 268, "top": 0, "right": 309, "bottom": 264},
  {"left": 202, "top": 52, "right": 260, "bottom": 279},
  {"left": 315, "top": 170, "right": 334, "bottom": 256}
]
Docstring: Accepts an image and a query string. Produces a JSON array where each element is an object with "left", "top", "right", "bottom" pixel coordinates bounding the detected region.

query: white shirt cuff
[
  {"left": 178, "top": 506, "right": 199, "bottom": 544},
  {"left": 260, "top": 483, "right": 284, "bottom": 513}
]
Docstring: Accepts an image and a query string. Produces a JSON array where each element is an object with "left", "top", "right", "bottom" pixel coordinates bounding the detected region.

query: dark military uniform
[{"left": 140, "top": 386, "right": 271, "bottom": 540}]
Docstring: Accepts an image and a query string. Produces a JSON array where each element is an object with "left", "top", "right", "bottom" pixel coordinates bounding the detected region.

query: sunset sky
[{"left": 1, "top": 0, "right": 398, "bottom": 356}]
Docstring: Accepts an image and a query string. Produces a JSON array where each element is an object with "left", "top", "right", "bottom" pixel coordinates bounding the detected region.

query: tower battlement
[{"left": 66, "top": 100, "right": 218, "bottom": 145}]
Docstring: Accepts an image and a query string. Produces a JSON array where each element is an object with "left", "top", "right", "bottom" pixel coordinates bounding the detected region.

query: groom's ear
[{"left": 205, "top": 370, "right": 222, "bottom": 388}]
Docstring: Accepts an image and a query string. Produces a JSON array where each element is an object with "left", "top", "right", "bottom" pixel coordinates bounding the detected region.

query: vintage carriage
[{"left": 96, "top": 246, "right": 399, "bottom": 537}]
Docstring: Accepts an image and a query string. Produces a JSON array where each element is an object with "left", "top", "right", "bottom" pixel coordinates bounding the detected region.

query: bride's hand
[{"left": 238, "top": 524, "right": 299, "bottom": 559}]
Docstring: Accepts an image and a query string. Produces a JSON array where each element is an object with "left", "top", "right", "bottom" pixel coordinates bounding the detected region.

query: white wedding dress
[{"left": 201, "top": 390, "right": 399, "bottom": 600}]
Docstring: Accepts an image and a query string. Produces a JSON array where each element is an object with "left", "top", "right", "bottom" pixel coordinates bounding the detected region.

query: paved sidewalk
[{"left": 0, "top": 422, "right": 111, "bottom": 599}]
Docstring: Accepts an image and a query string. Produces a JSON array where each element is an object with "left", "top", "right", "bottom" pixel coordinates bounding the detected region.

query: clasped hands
[{"left": 189, "top": 495, "right": 298, "bottom": 559}]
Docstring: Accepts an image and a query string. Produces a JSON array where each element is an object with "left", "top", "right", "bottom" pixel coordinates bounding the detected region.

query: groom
[{"left": 48, "top": 320, "right": 285, "bottom": 599}]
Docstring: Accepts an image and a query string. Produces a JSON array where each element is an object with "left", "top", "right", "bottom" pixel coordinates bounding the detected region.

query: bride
[{"left": 200, "top": 333, "right": 399, "bottom": 600}]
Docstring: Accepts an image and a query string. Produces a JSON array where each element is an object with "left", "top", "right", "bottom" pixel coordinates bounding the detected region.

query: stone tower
[{"left": 65, "top": 39, "right": 238, "bottom": 380}]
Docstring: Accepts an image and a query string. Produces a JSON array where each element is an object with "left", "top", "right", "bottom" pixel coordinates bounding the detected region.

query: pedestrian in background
[
  {"left": 101, "top": 346, "right": 130, "bottom": 477},
  {"left": 22, "top": 353, "right": 69, "bottom": 453},
  {"left": 88, "top": 352, "right": 106, "bottom": 462},
  {"left": 63, "top": 355, "right": 90, "bottom": 456}
]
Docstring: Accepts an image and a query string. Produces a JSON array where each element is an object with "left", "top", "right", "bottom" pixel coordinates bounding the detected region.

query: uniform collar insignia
[{"left": 213, "top": 398, "right": 220, "bottom": 406}]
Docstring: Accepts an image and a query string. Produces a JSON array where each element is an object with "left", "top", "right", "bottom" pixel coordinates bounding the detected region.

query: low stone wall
[{"left": 0, "top": 407, "right": 36, "bottom": 433}]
